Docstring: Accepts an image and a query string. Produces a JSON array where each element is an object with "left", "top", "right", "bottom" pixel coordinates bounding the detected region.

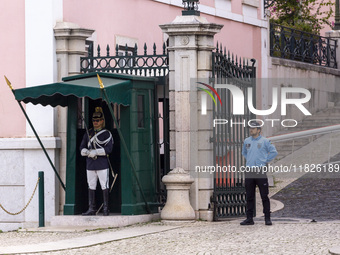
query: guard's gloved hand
[
  {"left": 88, "top": 149, "right": 98, "bottom": 159},
  {"left": 81, "top": 148, "right": 90, "bottom": 156},
  {"left": 95, "top": 148, "right": 106, "bottom": 156}
]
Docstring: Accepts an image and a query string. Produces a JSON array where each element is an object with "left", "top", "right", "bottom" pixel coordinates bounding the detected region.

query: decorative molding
[
  {"left": 271, "top": 57, "right": 340, "bottom": 76},
  {"left": 0, "top": 137, "right": 62, "bottom": 150},
  {"left": 242, "top": 0, "right": 260, "bottom": 8},
  {"left": 180, "top": 36, "right": 190, "bottom": 45}
]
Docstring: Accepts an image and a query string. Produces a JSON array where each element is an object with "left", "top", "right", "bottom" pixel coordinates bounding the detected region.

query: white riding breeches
[{"left": 87, "top": 169, "right": 109, "bottom": 190}]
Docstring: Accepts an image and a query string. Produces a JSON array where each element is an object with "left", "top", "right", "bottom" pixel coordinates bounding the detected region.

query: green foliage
[{"left": 269, "top": 0, "right": 334, "bottom": 34}]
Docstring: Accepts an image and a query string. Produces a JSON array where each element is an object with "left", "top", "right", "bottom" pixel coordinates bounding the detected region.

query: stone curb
[
  {"left": 330, "top": 246, "right": 340, "bottom": 255},
  {"left": 0, "top": 225, "right": 182, "bottom": 254}
]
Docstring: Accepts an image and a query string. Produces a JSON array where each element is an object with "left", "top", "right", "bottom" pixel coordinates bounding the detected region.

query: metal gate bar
[{"left": 211, "top": 43, "right": 256, "bottom": 220}]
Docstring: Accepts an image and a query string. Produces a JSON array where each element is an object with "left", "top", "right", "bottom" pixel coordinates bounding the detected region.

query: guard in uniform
[
  {"left": 240, "top": 121, "right": 278, "bottom": 226},
  {"left": 80, "top": 107, "right": 113, "bottom": 216}
]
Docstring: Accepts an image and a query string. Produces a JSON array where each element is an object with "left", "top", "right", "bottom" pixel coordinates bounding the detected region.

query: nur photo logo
[
  {"left": 197, "top": 82, "right": 312, "bottom": 128},
  {"left": 197, "top": 82, "right": 222, "bottom": 115}
]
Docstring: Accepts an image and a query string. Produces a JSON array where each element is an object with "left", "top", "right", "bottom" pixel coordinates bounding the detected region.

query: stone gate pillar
[
  {"left": 326, "top": 30, "right": 340, "bottom": 70},
  {"left": 54, "top": 22, "right": 94, "bottom": 213},
  {"left": 160, "top": 15, "right": 223, "bottom": 220}
]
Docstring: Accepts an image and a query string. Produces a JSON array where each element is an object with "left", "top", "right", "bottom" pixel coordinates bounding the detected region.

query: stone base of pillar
[
  {"left": 161, "top": 220, "right": 195, "bottom": 225},
  {"left": 199, "top": 210, "right": 214, "bottom": 222},
  {"left": 161, "top": 167, "right": 195, "bottom": 221}
]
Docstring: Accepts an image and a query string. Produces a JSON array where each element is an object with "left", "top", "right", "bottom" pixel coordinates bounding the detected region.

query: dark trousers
[{"left": 245, "top": 177, "right": 270, "bottom": 218}]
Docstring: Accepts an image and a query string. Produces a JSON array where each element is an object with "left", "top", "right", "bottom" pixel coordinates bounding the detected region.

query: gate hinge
[{"left": 209, "top": 137, "right": 214, "bottom": 143}]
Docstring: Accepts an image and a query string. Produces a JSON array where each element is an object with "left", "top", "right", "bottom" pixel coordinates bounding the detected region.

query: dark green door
[{"left": 120, "top": 89, "right": 158, "bottom": 215}]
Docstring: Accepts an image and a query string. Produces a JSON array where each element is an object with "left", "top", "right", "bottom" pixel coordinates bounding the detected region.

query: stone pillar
[
  {"left": 326, "top": 30, "right": 340, "bottom": 70},
  {"left": 54, "top": 22, "right": 94, "bottom": 213},
  {"left": 161, "top": 167, "right": 195, "bottom": 221},
  {"left": 160, "top": 16, "right": 223, "bottom": 220}
]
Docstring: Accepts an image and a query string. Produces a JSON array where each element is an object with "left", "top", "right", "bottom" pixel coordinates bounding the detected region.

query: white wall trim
[
  {"left": 152, "top": 0, "right": 268, "bottom": 28},
  {"left": 0, "top": 137, "right": 62, "bottom": 150},
  {"left": 25, "top": 0, "right": 63, "bottom": 137},
  {"left": 242, "top": 0, "right": 260, "bottom": 8}
]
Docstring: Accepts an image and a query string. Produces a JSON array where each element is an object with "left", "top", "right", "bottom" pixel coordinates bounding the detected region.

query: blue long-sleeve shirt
[{"left": 242, "top": 135, "right": 278, "bottom": 167}]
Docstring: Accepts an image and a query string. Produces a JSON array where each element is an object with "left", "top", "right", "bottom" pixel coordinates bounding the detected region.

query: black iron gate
[
  {"left": 80, "top": 42, "right": 170, "bottom": 206},
  {"left": 211, "top": 43, "right": 256, "bottom": 220}
]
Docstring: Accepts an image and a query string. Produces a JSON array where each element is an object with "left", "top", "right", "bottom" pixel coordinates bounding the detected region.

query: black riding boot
[
  {"left": 103, "top": 189, "right": 109, "bottom": 216},
  {"left": 82, "top": 189, "right": 96, "bottom": 216}
]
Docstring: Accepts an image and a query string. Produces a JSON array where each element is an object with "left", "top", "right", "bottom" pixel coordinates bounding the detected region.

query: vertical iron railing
[
  {"left": 211, "top": 42, "right": 256, "bottom": 220},
  {"left": 80, "top": 43, "right": 169, "bottom": 206},
  {"left": 270, "top": 23, "right": 337, "bottom": 68}
]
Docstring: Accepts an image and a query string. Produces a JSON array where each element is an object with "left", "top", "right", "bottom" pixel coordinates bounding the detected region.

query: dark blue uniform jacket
[{"left": 79, "top": 128, "right": 113, "bottom": 170}]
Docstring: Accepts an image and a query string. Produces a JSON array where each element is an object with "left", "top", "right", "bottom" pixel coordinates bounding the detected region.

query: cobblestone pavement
[
  {"left": 1, "top": 144, "right": 340, "bottom": 254},
  {"left": 1, "top": 220, "right": 340, "bottom": 255},
  {"left": 271, "top": 152, "right": 340, "bottom": 221},
  {"left": 271, "top": 175, "right": 340, "bottom": 221}
]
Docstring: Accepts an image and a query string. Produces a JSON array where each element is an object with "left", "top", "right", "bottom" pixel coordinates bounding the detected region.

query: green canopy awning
[{"left": 14, "top": 72, "right": 153, "bottom": 107}]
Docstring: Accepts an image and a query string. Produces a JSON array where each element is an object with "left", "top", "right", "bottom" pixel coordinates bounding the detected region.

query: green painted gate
[{"left": 211, "top": 43, "right": 256, "bottom": 220}]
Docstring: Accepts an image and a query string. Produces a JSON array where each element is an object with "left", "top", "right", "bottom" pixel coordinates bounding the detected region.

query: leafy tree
[{"left": 268, "top": 0, "right": 334, "bottom": 34}]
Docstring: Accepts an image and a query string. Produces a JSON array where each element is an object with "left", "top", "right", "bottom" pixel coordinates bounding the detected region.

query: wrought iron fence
[
  {"left": 211, "top": 43, "right": 256, "bottom": 220},
  {"left": 270, "top": 23, "right": 337, "bottom": 68},
  {"left": 212, "top": 43, "right": 256, "bottom": 82},
  {"left": 81, "top": 43, "right": 169, "bottom": 80}
]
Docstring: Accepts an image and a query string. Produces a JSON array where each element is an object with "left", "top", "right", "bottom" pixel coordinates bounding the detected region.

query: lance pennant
[{"left": 197, "top": 82, "right": 222, "bottom": 107}]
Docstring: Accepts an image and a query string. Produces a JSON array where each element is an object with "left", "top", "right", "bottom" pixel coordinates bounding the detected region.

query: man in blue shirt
[{"left": 240, "top": 121, "right": 278, "bottom": 226}]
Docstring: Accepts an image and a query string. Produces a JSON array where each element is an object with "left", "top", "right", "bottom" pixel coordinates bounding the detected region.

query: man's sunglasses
[{"left": 92, "top": 119, "right": 102, "bottom": 123}]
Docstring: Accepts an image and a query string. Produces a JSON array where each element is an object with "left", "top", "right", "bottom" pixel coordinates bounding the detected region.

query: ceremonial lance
[
  {"left": 97, "top": 74, "right": 151, "bottom": 214},
  {"left": 4, "top": 76, "right": 66, "bottom": 191}
]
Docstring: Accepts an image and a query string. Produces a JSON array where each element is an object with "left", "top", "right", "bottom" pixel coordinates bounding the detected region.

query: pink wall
[
  {"left": 0, "top": 0, "right": 263, "bottom": 138},
  {"left": 200, "top": 0, "right": 215, "bottom": 8},
  {"left": 0, "top": 0, "right": 26, "bottom": 137},
  {"left": 63, "top": 0, "right": 262, "bottom": 75},
  {"left": 63, "top": 0, "right": 181, "bottom": 53},
  {"left": 214, "top": 18, "right": 262, "bottom": 76},
  {"left": 319, "top": 1, "right": 334, "bottom": 36},
  {"left": 231, "top": 0, "right": 242, "bottom": 15}
]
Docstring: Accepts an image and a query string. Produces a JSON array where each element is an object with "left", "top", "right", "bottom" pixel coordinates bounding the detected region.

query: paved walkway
[
  {"left": 1, "top": 132, "right": 340, "bottom": 254},
  {"left": 0, "top": 219, "right": 340, "bottom": 255}
]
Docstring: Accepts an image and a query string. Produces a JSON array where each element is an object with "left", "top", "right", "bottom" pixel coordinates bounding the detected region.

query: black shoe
[
  {"left": 265, "top": 218, "right": 272, "bottom": 225},
  {"left": 240, "top": 218, "right": 254, "bottom": 225}
]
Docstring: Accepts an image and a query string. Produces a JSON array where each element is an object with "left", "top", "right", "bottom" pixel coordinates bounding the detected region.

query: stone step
[
  {"left": 270, "top": 107, "right": 340, "bottom": 162},
  {"left": 315, "top": 107, "right": 340, "bottom": 113},
  {"left": 302, "top": 118, "right": 340, "bottom": 123},
  {"left": 275, "top": 143, "right": 310, "bottom": 151},
  {"left": 303, "top": 114, "right": 340, "bottom": 119},
  {"left": 50, "top": 213, "right": 160, "bottom": 228}
]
